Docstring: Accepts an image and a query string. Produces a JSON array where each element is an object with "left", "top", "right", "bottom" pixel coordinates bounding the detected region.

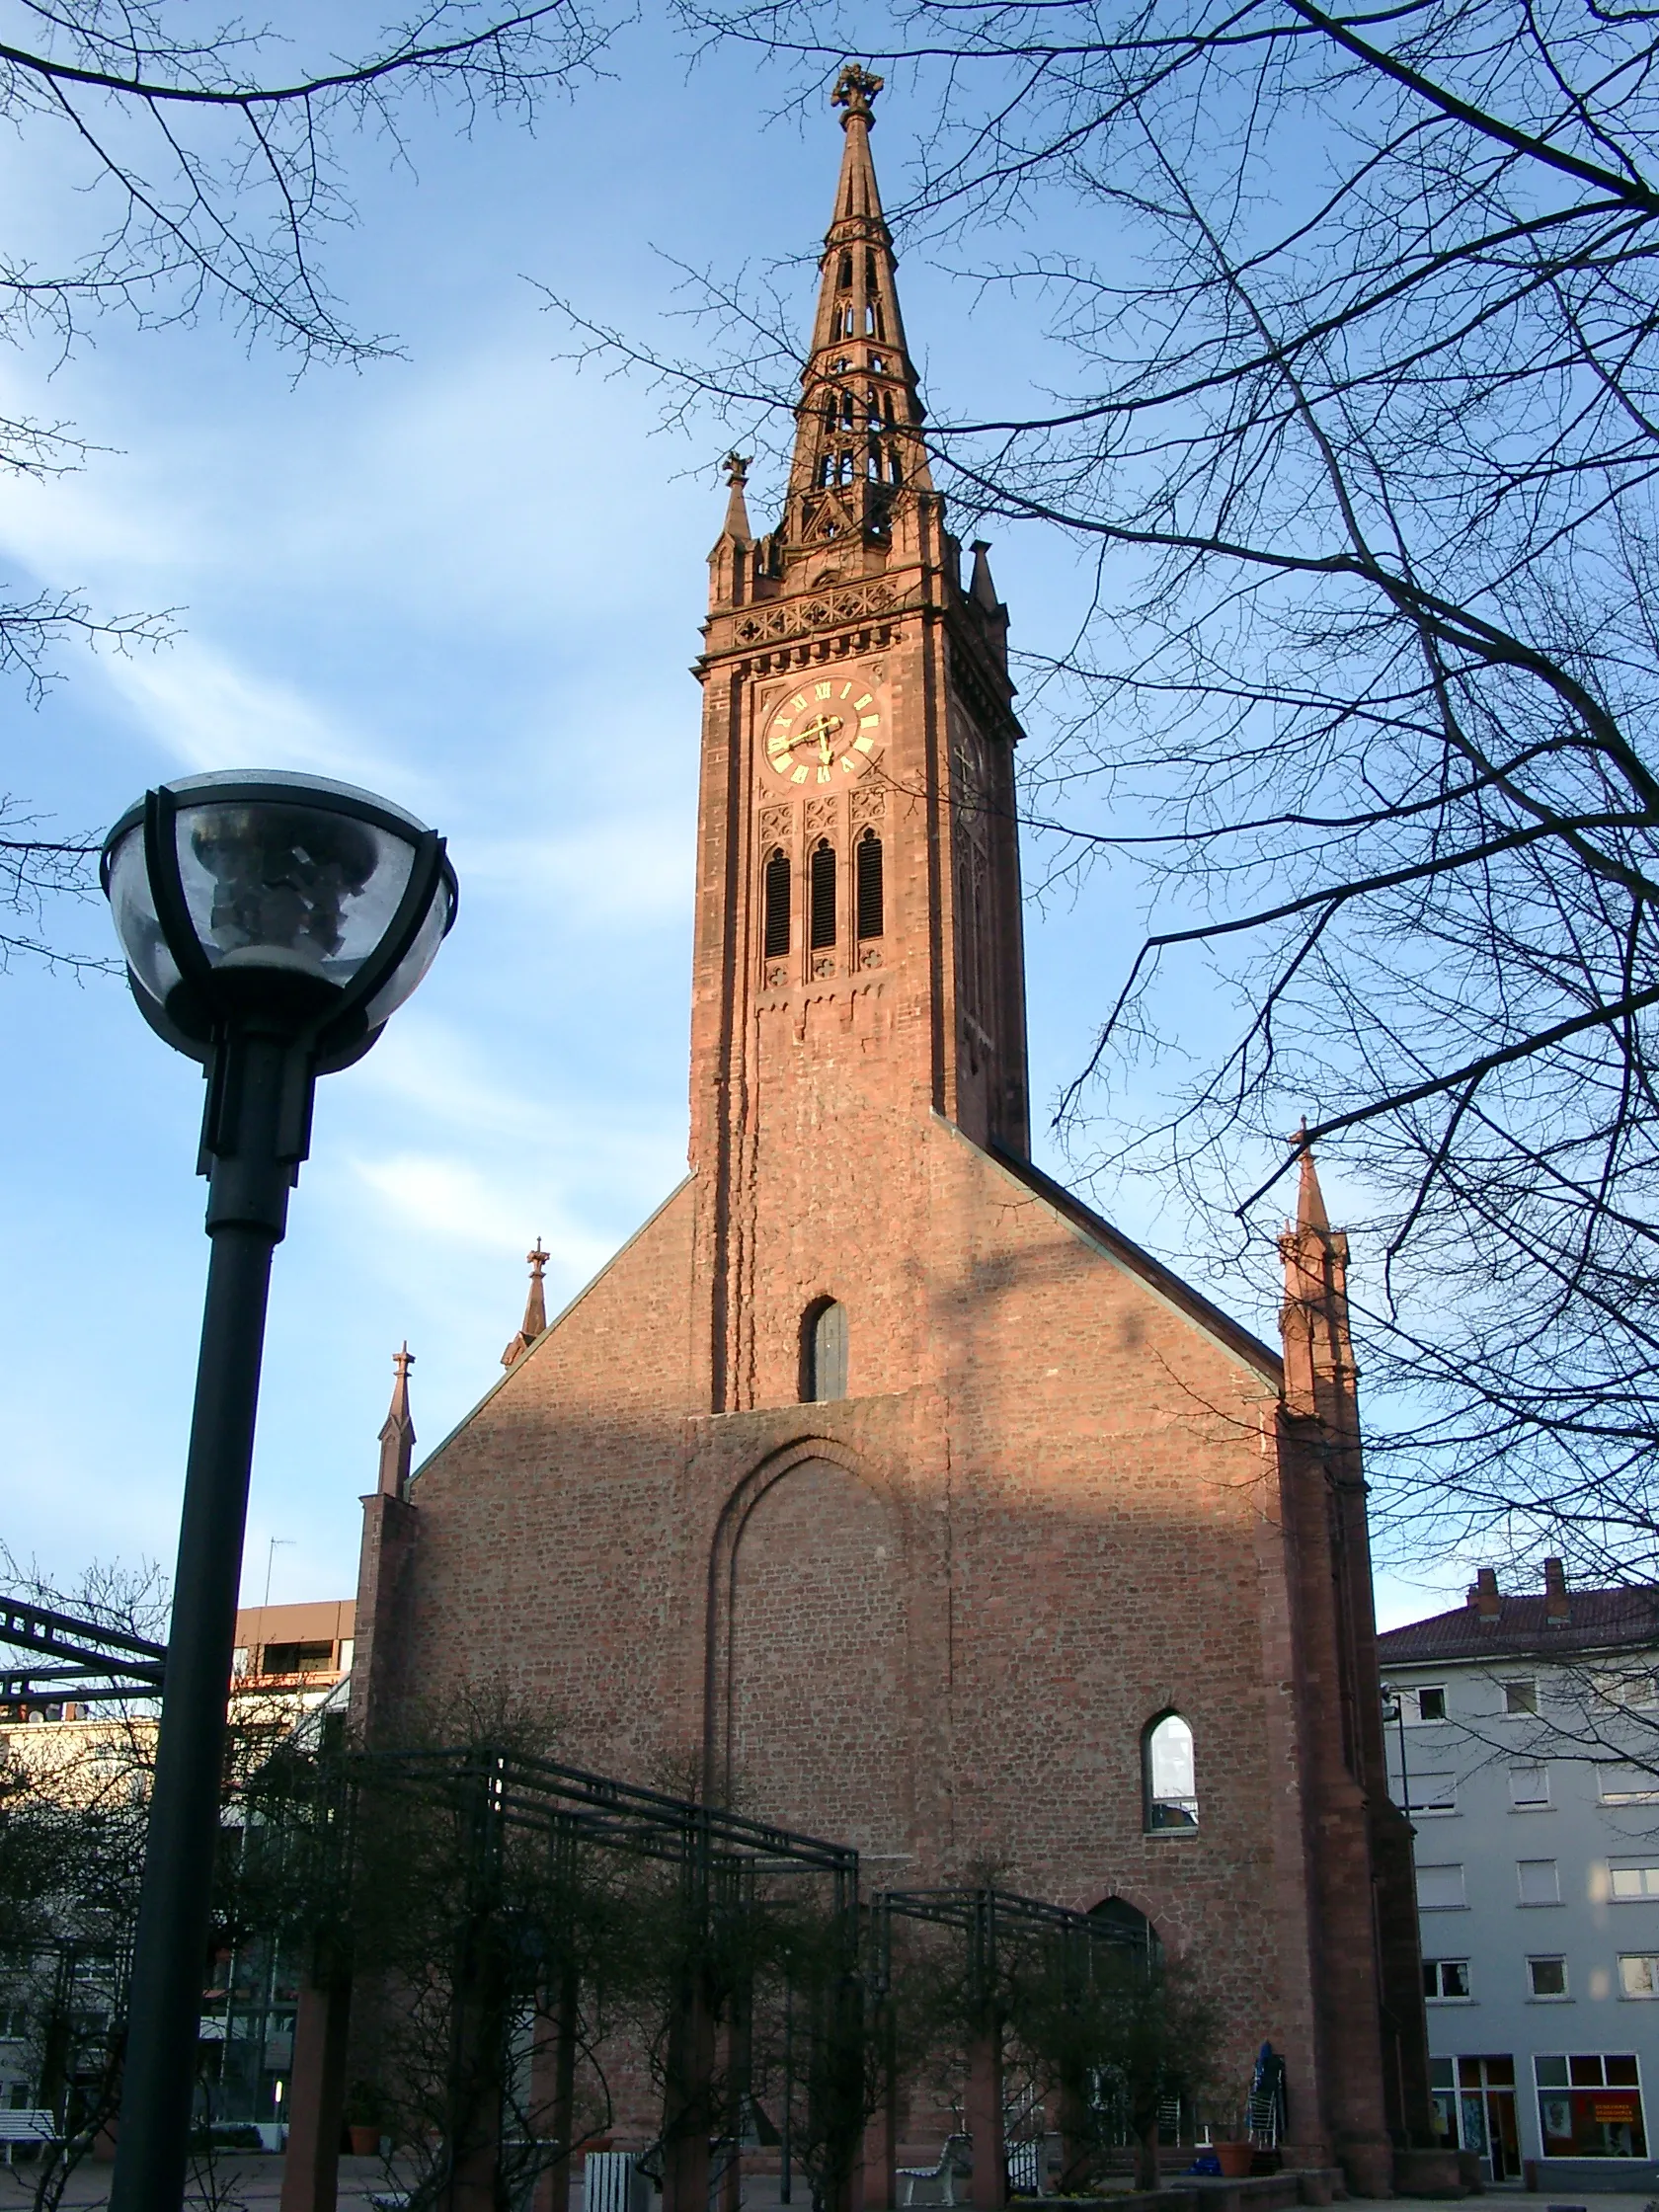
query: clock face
[{"left": 764, "top": 676, "right": 885, "bottom": 785}]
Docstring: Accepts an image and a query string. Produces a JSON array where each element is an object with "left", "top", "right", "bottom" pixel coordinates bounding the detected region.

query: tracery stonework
[{"left": 353, "top": 71, "right": 1434, "bottom": 2199}]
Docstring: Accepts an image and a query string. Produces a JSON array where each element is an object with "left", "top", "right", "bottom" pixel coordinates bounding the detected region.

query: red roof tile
[{"left": 1378, "top": 1587, "right": 1659, "bottom": 1664}]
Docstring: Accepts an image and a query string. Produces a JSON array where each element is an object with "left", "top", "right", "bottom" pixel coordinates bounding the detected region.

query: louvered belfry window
[
  {"left": 763, "top": 847, "right": 791, "bottom": 957},
  {"left": 810, "top": 839, "right": 837, "bottom": 949},
  {"left": 856, "top": 829, "right": 884, "bottom": 939}
]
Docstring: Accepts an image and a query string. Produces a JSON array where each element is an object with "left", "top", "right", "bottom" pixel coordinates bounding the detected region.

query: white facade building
[{"left": 1379, "top": 1564, "right": 1659, "bottom": 2189}]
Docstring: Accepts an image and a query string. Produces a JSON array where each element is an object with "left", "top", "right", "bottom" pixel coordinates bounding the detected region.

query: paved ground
[{"left": 0, "top": 2166, "right": 1647, "bottom": 2210}]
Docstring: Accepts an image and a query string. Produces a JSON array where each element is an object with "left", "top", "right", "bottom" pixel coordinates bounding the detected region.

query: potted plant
[
  {"left": 1214, "top": 2141, "right": 1254, "bottom": 2177},
  {"left": 343, "top": 2080, "right": 384, "bottom": 2159}
]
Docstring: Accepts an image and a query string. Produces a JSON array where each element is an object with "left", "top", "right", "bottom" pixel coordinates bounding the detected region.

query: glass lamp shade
[{"left": 102, "top": 771, "right": 456, "bottom": 1062}]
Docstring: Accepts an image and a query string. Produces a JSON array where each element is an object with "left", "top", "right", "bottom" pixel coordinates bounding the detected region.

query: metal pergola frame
[
  {"left": 0, "top": 1597, "right": 166, "bottom": 1710},
  {"left": 868, "top": 1885, "right": 1146, "bottom": 1993},
  {"left": 352, "top": 1745, "right": 859, "bottom": 1900}
]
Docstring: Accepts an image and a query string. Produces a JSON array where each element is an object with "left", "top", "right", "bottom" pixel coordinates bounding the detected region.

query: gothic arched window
[
  {"left": 856, "top": 829, "right": 884, "bottom": 939},
  {"left": 1089, "top": 1895, "right": 1162, "bottom": 1964},
  {"left": 801, "top": 1298, "right": 848, "bottom": 1402},
  {"left": 763, "top": 847, "right": 791, "bottom": 959},
  {"left": 810, "top": 839, "right": 837, "bottom": 949},
  {"left": 1143, "top": 1712, "right": 1199, "bottom": 1832},
  {"left": 838, "top": 251, "right": 853, "bottom": 288}
]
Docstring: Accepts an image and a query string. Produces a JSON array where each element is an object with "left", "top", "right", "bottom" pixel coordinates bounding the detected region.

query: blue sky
[{"left": 0, "top": 23, "right": 1456, "bottom": 1630}]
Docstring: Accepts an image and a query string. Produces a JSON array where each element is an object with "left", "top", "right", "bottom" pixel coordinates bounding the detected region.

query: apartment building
[{"left": 1379, "top": 1565, "right": 1659, "bottom": 2188}]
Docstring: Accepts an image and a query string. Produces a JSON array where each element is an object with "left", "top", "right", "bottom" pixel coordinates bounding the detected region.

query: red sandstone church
[{"left": 352, "top": 69, "right": 1430, "bottom": 2194}]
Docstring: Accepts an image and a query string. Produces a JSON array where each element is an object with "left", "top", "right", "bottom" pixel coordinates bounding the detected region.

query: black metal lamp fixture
[{"left": 100, "top": 770, "right": 455, "bottom": 2212}]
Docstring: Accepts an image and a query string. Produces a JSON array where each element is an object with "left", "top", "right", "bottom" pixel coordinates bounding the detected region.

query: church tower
[
  {"left": 694, "top": 66, "right": 1029, "bottom": 1412},
  {"left": 351, "top": 76, "right": 1430, "bottom": 2195}
]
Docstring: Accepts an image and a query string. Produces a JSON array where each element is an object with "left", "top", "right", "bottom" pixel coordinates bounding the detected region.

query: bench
[
  {"left": 898, "top": 2134, "right": 973, "bottom": 2206},
  {"left": 0, "top": 2112, "right": 57, "bottom": 2167}
]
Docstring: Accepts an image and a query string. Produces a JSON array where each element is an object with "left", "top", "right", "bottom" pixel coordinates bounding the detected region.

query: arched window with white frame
[{"left": 1143, "top": 1711, "right": 1199, "bottom": 1831}]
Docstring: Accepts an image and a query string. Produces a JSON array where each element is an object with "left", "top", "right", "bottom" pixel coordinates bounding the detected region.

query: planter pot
[
  {"left": 348, "top": 2125, "right": 380, "bottom": 2157},
  {"left": 1214, "top": 2142, "right": 1254, "bottom": 2178}
]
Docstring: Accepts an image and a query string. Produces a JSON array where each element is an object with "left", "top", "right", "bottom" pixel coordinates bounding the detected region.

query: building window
[
  {"left": 1415, "top": 1771, "right": 1458, "bottom": 1814},
  {"left": 1424, "top": 1958, "right": 1471, "bottom": 2000},
  {"left": 838, "top": 252, "right": 852, "bottom": 287},
  {"left": 1519, "top": 1858, "right": 1562, "bottom": 1905},
  {"left": 1511, "top": 1763, "right": 1551, "bottom": 1807},
  {"left": 1529, "top": 1956, "right": 1570, "bottom": 1999},
  {"left": 1535, "top": 2054, "right": 1647, "bottom": 2158},
  {"left": 1143, "top": 1712, "right": 1199, "bottom": 1832},
  {"left": 1505, "top": 1678, "right": 1540, "bottom": 1714},
  {"left": 1415, "top": 1686, "right": 1448, "bottom": 1721},
  {"left": 1596, "top": 1669, "right": 1659, "bottom": 1710},
  {"left": 1417, "top": 1862, "right": 1466, "bottom": 1910},
  {"left": 763, "top": 847, "right": 792, "bottom": 959},
  {"left": 801, "top": 1299, "right": 848, "bottom": 1403},
  {"left": 1620, "top": 1955, "right": 1659, "bottom": 1999},
  {"left": 1601, "top": 1765, "right": 1659, "bottom": 1805},
  {"left": 855, "top": 829, "right": 884, "bottom": 939},
  {"left": 260, "top": 1640, "right": 334, "bottom": 1677},
  {"left": 1609, "top": 1860, "right": 1659, "bottom": 1900},
  {"left": 810, "top": 839, "right": 837, "bottom": 949}
]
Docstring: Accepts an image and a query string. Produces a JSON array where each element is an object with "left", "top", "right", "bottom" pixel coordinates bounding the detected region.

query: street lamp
[{"left": 100, "top": 771, "right": 456, "bottom": 2212}]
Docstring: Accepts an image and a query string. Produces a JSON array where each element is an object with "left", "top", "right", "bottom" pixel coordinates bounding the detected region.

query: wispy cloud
[
  {"left": 97, "top": 638, "right": 432, "bottom": 797},
  {"left": 348, "top": 1148, "right": 613, "bottom": 1277}
]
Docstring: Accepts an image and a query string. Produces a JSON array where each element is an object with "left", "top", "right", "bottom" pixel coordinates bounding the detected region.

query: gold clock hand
[{"left": 787, "top": 714, "right": 843, "bottom": 752}]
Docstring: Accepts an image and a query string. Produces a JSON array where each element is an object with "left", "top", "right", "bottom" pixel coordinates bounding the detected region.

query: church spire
[
  {"left": 1279, "top": 1128, "right": 1354, "bottom": 1424},
  {"left": 501, "top": 1239, "right": 550, "bottom": 1370},
  {"left": 376, "top": 1343, "right": 416, "bottom": 1500},
  {"left": 1294, "top": 1119, "right": 1330, "bottom": 1232},
  {"left": 786, "top": 65, "right": 932, "bottom": 545}
]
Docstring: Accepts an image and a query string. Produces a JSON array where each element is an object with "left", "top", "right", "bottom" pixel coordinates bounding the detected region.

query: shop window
[
  {"left": 1535, "top": 2054, "right": 1647, "bottom": 2158},
  {"left": 801, "top": 1298, "right": 847, "bottom": 1402},
  {"left": 1142, "top": 1712, "right": 1198, "bottom": 1832},
  {"left": 1453, "top": 2056, "right": 1521, "bottom": 2178},
  {"left": 1424, "top": 1958, "right": 1471, "bottom": 2000}
]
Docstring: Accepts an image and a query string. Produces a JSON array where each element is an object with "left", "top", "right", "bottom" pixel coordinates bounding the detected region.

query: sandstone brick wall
[{"left": 367, "top": 1115, "right": 1331, "bottom": 2151}]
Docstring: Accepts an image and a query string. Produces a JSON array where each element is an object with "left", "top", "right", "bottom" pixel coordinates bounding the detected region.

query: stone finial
[
  {"left": 377, "top": 1341, "right": 417, "bottom": 1499},
  {"left": 721, "top": 453, "right": 754, "bottom": 543},
  {"left": 501, "top": 1240, "right": 551, "bottom": 1370},
  {"left": 831, "top": 64, "right": 884, "bottom": 122},
  {"left": 1291, "top": 1121, "right": 1330, "bottom": 1233}
]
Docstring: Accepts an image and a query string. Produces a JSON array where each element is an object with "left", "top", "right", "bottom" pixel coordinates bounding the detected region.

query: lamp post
[
  {"left": 1381, "top": 1682, "right": 1413, "bottom": 1814},
  {"left": 101, "top": 770, "right": 456, "bottom": 2212}
]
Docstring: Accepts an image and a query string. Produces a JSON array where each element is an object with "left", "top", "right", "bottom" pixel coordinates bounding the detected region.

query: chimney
[
  {"left": 1544, "top": 1556, "right": 1571, "bottom": 1625},
  {"left": 1466, "top": 1566, "right": 1501, "bottom": 1623}
]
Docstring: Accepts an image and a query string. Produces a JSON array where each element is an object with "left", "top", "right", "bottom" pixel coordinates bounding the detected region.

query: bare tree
[
  {"left": 0, "top": 0, "right": 621, "bottom": 942},
  {"left": 582, "top": 0, "right": 1659, "bottom": 1580}
]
